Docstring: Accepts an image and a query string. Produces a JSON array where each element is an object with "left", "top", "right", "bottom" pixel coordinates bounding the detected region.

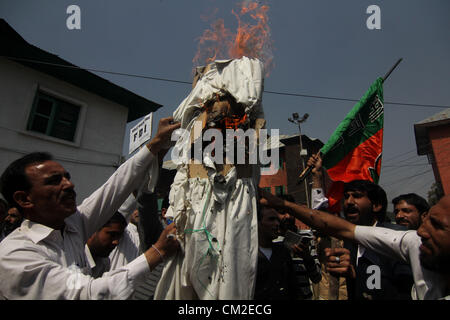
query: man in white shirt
[
  {"left": 306, "top": 154, "right": 413, "bottom": 300},
  {"left": 85, "top": 211, "right": 128, "bottom": 278},
  {"left": 0, "top": 117, "right": 180, "bottom": 299},
  {"left": 109, "top": 193, "right": 165, "bottom": 300},
  {"left": 259, "top": 191, "right": 450, "bottom": 300}
]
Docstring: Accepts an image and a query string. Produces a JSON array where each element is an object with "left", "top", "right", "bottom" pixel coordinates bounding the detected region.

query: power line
[
  {"left": 374, "top": 149, "right": 416, "bottom": 163},
  {"left": 264, "top": 90, "right": 448, "bottom": 109},
  {"left": 382, "top": 168, "right": 432, "bottom": 186},
  {"left": 383, "top": 163, "right": 430, "bottom": 168},
  {"left": 382, "top": 139, "right": 450, "bottom": 169},
  {"left": 413, "top": 176, "right": 436, "bottom": 194},
  {"left": 3, "top": 56, "right": 193, "bottom": 85},
  {"left": 0, "top": 145, "right": 119, "bottom": 168},
  {"left": 3, "top": 56, "right": 449, "bottom": 110}
]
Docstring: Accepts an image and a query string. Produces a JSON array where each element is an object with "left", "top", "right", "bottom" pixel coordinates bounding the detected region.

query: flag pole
[
  {"left": 298, "top": 58, "right": 402, "bottom": 184},
  {"left": 382, "top": 58, "right": 403, "bottom": 83}
]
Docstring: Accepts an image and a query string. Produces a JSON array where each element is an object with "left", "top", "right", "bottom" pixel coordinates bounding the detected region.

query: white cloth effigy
[{"left": 154, "top": 57, "right": 264, "bottom": 300}]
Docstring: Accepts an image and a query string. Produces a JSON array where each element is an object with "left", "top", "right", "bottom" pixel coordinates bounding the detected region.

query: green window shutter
[
  {"left": 50, "top": 99, "right": 80, "bottom": 141},
  {"left": 275, "top": 186, "right": 284, "bottom": 196},
  {"left": 27, "top": 93, "right": 55, "bottom": 134},
  {"left": 27, "top": 91, "right": 80, "bottom": 142}
]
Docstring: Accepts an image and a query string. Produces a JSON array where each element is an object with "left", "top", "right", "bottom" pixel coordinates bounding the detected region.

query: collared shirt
[
  {"left": 356, "top": 221, "right": 377, "bottom": 267},
  {"left": 354, "top": 226, "right": 448, "bottom": 300},
  {"left": 0, "top": 147, "right": 157, "bottom": 299},
  {"left": 84, "top": 245, "right": 110, "bottom": 279},
  {"left": 108, "top": 223, "right": 165, "bottom": 300},
  {"left": 109, "top": 223, "right": 141, "bottom": 270}
]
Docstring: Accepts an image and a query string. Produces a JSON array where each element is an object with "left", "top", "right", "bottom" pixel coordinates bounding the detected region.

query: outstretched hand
[
  {"left": 153, "top": 223, "right": 180, "bottom": 260},
  {"left": 147, "top": 117, "right": 181, "bottom": 155},
  {"left": 258, "top": 188, "right": 286, "bottom": 210}
]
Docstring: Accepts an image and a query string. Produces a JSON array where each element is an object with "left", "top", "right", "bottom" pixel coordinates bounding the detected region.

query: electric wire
[{"left": 3, "top": 56, "right": 449, "bottom": 109}]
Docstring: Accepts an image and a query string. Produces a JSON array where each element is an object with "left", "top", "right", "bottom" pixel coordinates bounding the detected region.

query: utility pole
[{"left": 288, "top": 113, "right": 310, "bottom": 208}]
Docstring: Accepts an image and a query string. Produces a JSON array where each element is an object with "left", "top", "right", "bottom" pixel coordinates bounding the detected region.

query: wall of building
[
  {"left": 259, "top": 148, "right": 287, "bottom": 194},
  {"left": 0, "top": 58, "right": 129, "bottom": 202},
  {"left": 284, "top": 143, "right": 309, "bottom": 205},
  {"left": 429, "top": 125, "right": 450, "bottom": 195}
]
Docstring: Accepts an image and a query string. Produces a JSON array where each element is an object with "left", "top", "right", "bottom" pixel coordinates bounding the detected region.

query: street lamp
[{"left": 288, "top": 113, "right": 310, "bottom": 208}]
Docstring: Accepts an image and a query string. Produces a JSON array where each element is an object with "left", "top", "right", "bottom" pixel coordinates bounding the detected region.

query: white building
[{"left": 0, "top": 19, "right": 161, "bottom": 202}]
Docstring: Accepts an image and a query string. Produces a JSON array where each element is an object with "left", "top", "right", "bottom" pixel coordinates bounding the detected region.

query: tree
[{"left": 427, "top": 181, "right": 444, "bottom": 206}]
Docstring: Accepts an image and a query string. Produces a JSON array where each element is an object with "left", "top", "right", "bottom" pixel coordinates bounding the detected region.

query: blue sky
[{"left": 1, "top": 0, "right": 449, "bottom": 207}]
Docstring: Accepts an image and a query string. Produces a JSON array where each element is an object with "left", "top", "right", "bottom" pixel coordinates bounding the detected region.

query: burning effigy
[{"left": 154, "top": 2, "right": 272, "bottom": 300}]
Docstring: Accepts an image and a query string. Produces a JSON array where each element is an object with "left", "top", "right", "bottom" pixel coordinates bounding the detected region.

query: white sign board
[{"left": 129, "top": 113, "right": 153, "bottom": 154}]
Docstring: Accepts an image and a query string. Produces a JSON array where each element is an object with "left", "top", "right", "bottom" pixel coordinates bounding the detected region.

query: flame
[{"left": 193, "top": 1, "right": 274, "bottom": 76}]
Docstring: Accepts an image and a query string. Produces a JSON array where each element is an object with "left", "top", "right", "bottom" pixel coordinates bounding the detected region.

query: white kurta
[
  {"left": 0, "top": 147, "right": 157, "bottom": 299},
  {"left": 154, "top": 164, "right": 259, "bottom": 299},
  {"left": 109, "top": 222, "right": 164, "bottom": 300},
  {"left": 354, "top": 226, "right": 447, "bottom": 299},
  {"left": 154, "top": 57, "right": 264, "bottom": 300},
  {"left": 109, "top": 223, "right": 141, "bottom": 270}
]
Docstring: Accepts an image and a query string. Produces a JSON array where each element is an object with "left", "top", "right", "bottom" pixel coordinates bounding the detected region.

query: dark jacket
[
  {"left": 345, "top": 222, "right": 414, "bottom": 300},
  {"left": 254, "top": 243, "right": 300, "bottom": 300}
]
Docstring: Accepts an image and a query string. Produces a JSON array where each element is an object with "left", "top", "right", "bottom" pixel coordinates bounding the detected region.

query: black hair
[
  {"left": 258, "top": 203, "right": 281, "bottom": 222},
  {"left": 103, "top": 211, "right": 128, "bottom": 228},
  {"left": 0, "top": 195, "right": 8, "bottom": 210},
  {"left": 344, "top": 180, "right": 387, "bottom": 222},
  {"left": 392, "top": 193, "right": 430, "bottom": 214},
  {"left": 0, "top": 152, "right": 53, "bottom": 209},
  {"left": 161, "top": 195, "right": 170, "bottom": 210}
]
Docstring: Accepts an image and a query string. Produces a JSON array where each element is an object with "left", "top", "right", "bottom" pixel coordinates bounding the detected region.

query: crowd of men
[{"left": 0, "top": 116, "right": 448, "bottom": 300}]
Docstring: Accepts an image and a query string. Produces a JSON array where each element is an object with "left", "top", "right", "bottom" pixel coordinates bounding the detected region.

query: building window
[
  {"left": 27, "top": 91, "right": 80, "bottom": 142},
  {"left": 275, "top": 185, "right": 285, "bottom": 196},
  {"left": 263, "top": 187, "right": 272, "bottom": 194},
  {"left": 279, "top": 156, "right": 284, "bottom": 170}
]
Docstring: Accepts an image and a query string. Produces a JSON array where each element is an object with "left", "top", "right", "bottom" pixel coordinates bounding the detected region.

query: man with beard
[
  {"left": 393, "top": 193, "right": 429, "bottom": 230},
  {"left": 306, "top": 154, "right": 413, "bottom": 300},
  {"left": 259, "top": 191, "right": 450, "bottom": 299},
  {"left": 328, "top": 180, "right": 414, "bottom": 300},
  {"left": 0, "top": 207, "right": 23, "bottom": 242}
]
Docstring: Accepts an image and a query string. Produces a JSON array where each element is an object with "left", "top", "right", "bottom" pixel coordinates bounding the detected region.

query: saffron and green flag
[{"left": 321, "top": 77, "right": 384, "bottom": 212}]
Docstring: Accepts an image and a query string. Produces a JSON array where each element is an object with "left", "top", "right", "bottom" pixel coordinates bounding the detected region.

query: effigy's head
[
  {"left": 173, "top": 56, "right": 265, "bottom": 130},
  {"left": 202, "top": 90, "right": 248, "bottom": 132},
  {"left": 171, "top": 57, "right": 266, "bottom": 169}
]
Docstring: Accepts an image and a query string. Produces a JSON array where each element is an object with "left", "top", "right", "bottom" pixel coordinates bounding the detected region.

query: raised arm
[
  {"left": 259, "top": 189, "right": 356, "bottom": 241},
  {"left": 0, "top": 222, "right": 179, "bottom": 299},
  {"left": 307, "top": 153, "right": 329, "bottom": 210},
  {"left": 77, "top": 117, "right": 180, "bottom": 239}
]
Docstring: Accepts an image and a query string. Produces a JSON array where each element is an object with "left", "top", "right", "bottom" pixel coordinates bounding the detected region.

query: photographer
[
  {"left": 254, "top": 205, "right": 300, "bottom": 300},
  {"left": 277, "top": 195, "right": 321, "bottom": 300}
]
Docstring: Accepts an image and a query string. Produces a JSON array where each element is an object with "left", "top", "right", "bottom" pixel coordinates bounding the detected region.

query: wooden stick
[{"left": 382, "top": 58, "right": 403, "bottom": 82}]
